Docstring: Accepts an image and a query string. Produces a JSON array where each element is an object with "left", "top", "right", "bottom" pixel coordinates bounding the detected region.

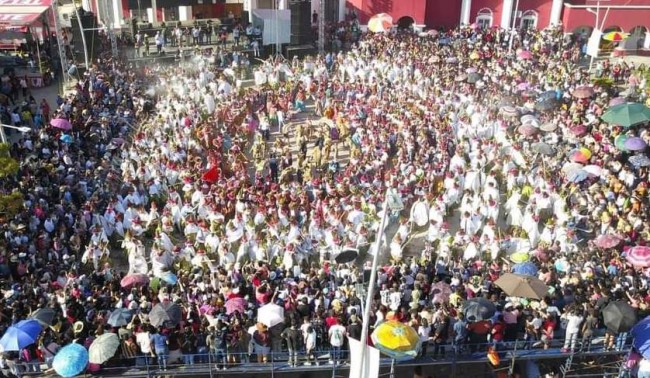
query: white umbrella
[
  {"left": 88, "top": 333, "right": 120, "bottom": 364},
  {"left": 257, "top": 303, "right": 284, "bottom": 328}
]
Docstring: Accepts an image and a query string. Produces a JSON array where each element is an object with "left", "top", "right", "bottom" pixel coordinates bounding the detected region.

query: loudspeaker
[
  {"left": 70, "top": 11, "right": 99, "bottom": 66},
  {"left": 289, "top": 1, "right": 311, "bottom": 45}
]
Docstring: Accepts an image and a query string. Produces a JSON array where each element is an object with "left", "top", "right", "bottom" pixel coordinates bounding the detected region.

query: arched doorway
[
  {"left": 572, "top": 25, "right": 593, "bottom": 39},
  {"left": 625, "top": 25, "right": 648, "bottom": 50},
  {"left": 397, "top": 16, "right": 414, "bottom": 30},
  {"left": 520, "top": 10, "right": 538, "bottom": 30},
  {"left": 475, "top": 8, "right": 492, "bottom": 29},
  {"left": 600, "top": 25, "right": 623, "bottom": 50}
]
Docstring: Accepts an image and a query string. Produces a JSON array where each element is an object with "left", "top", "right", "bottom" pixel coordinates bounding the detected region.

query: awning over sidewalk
[{"left": 0, "top": 0, "right": 52, "bottom": 27}]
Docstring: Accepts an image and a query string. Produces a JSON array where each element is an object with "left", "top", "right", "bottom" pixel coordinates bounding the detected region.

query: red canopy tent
[{"left": 0, "top": 0, "right": 54, "bottom": 87}]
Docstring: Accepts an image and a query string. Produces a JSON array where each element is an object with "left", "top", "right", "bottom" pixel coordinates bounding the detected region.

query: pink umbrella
[
  {"left": 120, "top": 273, "right": 149, "bottom": 289},
  {"left": 430, "top": 281, "right": 452, "bottom": 303},
  {"left": 199, "top": 304, "right": 215, "bottom": 315},
  {"left": 225, "top": 297, "right": 248, "bottom": 315},
  {"left": 609, "top": 97, "right": 627, "bottom": 107},
  {"left": 625, "top": 246, "right": 650, "bottom": 267},
  {"left": 50, "top": 118, "right": 72, "bottom": 130},
  {"left": 517, "top": 82, "right": 530, "bottom": 91},
  {"left": 518, "top": 50, "right": 533, "bottom": 60},
  {"left": 518, "top": 124, "right": 539, "bottom": 137},
  {"left": 594, "top": 234, "right": 622, "bottom": 249},
  {"left": 569, "top": 125, "right": 588, "bottom": 137}
]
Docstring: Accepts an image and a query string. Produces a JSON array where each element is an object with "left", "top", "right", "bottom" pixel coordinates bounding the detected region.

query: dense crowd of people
[{"left": 0, "top": 21, "right": 649, "bottom": 378}]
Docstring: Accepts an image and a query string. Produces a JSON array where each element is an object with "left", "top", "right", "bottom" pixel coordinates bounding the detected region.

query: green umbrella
[{"left": 601, "top": 103, "right": 650, "bottom": 128}]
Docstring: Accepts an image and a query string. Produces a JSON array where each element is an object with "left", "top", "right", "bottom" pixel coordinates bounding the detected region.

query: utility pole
[{"left": 318, "top": 0, "right": 325, "bottom": 55}]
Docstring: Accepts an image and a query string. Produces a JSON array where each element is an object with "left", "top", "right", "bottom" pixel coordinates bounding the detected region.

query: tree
[{"left": 0, "top": 143, "right": 22, "bottom": 219}]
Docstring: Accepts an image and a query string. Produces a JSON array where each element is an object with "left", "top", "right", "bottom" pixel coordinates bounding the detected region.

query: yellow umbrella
[
  {"left": 368, "top": 13, "right": 393, "bottom": 33},
  {"left": 603, "top": 31, "right": 629, "bottom": 42},
  {"left": 371, "top": 320, "right": 419, "bottom": 352},
  {"left": 510, "top": 251, "right": 530, "bottom": 263},
  {"left": 470, "top": 51, "right": 480, "bottom": 60}
]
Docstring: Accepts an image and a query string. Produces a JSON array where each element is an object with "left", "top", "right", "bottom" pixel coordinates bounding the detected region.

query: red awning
[{"left": 0, "top": 0, "right": 52, "bottom": 27}]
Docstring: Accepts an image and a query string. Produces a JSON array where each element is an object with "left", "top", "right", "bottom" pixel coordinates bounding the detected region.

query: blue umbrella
[
  {"left": 567, "top": 169, "right": 589, "bottom": 183},
  {"left": 629, "top": 154, "right": 650, "bottom": 168},
  {"left": 0, "top": 319, "right": 43, "bottom": 351},
  {"left": 53, "top": 343, "right": 88, "bottom": 378},
  {"left": 554, "top": 259, "right": 569, "bottom": 273},
  {"left": 632, "top": 316, "right": 650, "bottom": 359},
  {"left": 59, "top": 134, "right": 73, "bottom": 144},
  {"left": 512, "top": 262, "right": 538, "bottom": 276},
  {"left": 107, "top": 308, "right": 133, "bottom": 327},
  {"left": 159, "top": 271, "right": 177, "bottom": 285}
]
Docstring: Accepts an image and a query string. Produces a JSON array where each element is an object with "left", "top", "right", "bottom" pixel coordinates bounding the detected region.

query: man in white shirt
[
  {"left": 561, "top": 310, "right": 584, "bottom": 352},
  {"left": 328, "top": 319, "right": 346, "bottom": 364}
]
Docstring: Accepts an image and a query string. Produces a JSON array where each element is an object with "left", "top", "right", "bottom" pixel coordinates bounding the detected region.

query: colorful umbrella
[
  {"left": 29, "top": 308, "right": 56, "bottom": 327},
  {"left": 258, "top": 303, "right": 285, "bottom": 328},
  {"left": 50, "top": 118, "right": 72, "bottom": 130},
  {"left": 569, "top": 148, "right": 592, "bottom": 163},
  {"left": 225, "top": 297, "right": 247, "bottom": 315},
  {"left": 603, "top": 301, "right": 637, "bottom": 333},
  {"left": 368, "top": 13, "right": 393, "bottom": 33},
  {"left": 495, "top": 273, "right": 549, "bottom": 300},
  {"left": 53, "top": 343, "right": 88, "bottom": 378},
  {"left": 626, "top": 246, "right": 650, "bottom": 267},
  {"left": 0, "top": 320, "right": 42, "bottom": 352},
  {"left": 89, "top": 333, "right": 120, "bottom": 364},
  {"left": 601, "top": 103, "right": 650, "bottom": 128},
  {"left": 629, "top": 154, "right": 650, "bottom": 168},
  {"left": 512, "top": 262, "right": 538, "bottom": 276},
  {"left": 624, "top": 137, "right": 647, "bottom": 151},
  {"left": 572, "top": 85, "right": 595, "bottom": 99},
  {"left": 371, "top": 321, "right": 421, "bottom": 361},
  {"left": 120, "top": 273, "right": 149, "bottom": 289},
  {"left": 431, "top": 281, "right": 452, "bottom": 303},
  {"left": 463, "top": 298, "right": 497, "bottom": 322},
  {"left": 594, "top": 234, "right": 621, "bottom": 249},
  {"left": 603, "top": 31, "right": 630, "bottom": 42},
  {"left": 107, "top": 308, "right": 133, "bottom": 327},
  {"left": 517, "top": 50, "right": 533, "bottom": 60}
]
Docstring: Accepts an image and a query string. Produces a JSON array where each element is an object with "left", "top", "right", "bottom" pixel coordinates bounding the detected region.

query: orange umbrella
[{"left": 368, "top": 13, "right": 393, "bottom": 33}]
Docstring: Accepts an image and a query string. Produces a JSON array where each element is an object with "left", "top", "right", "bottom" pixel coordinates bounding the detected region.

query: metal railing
[{"left": 8, "top": 335, "right": 632, "bottom": 378}]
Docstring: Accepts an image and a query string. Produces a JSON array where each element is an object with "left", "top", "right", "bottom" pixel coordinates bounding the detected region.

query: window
[
  {"left": 476, "top": 8, "right": 492, "bottom": 29},
  {"left": 520, "top": 10, "right": 537, "bottom": 30}
]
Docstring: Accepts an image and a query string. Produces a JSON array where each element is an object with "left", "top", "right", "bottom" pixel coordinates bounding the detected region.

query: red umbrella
[
  {"left": 202, "top": 166, "right": 221, "bottom": 183},
  {"left": 569, "top": 125, "right": 588, "bottom": 137},
  {"left": 225, "top": 297, "right": 247, "bottom": 315},
  {"left": 594, "top": 234, "right": 622, "bottom": 249},
  {"left": 120, "top": 273, "right": 149, "bottom": 289},
  {"left": 626, "top": 246, "right": 650, "bottom": 267},
  {"left": 572, "top": 86, "right": 595, "bottom": 99}
]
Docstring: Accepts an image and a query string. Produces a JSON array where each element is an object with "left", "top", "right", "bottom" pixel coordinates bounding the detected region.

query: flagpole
[{"left": 354, "top": 188, "right": 390, "bottom": 378}]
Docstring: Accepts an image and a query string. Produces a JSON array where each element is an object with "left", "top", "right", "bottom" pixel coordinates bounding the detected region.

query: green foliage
[
  {"left": 591, "top": 76, "right": 614, "bottom": 89},
  {"left": 0, "top": 143, "right": 18, "bottom": 179},
  {"left": 0, "top": 191, "right": 23, "bottom": 218}
]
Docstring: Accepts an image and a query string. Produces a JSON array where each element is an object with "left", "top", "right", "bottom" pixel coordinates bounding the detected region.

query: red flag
[{"left": 201, "top": 166, "right": 220, "bottom": 183}]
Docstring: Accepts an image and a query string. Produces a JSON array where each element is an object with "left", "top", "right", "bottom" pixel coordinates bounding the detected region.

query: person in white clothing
[{"left": 561, "top": 309, "right": 584, "bottom": 352}]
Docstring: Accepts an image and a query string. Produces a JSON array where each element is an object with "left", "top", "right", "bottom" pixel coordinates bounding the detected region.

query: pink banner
[{"left": 0, "top": 0, "right": 51, "bottom": 6}]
